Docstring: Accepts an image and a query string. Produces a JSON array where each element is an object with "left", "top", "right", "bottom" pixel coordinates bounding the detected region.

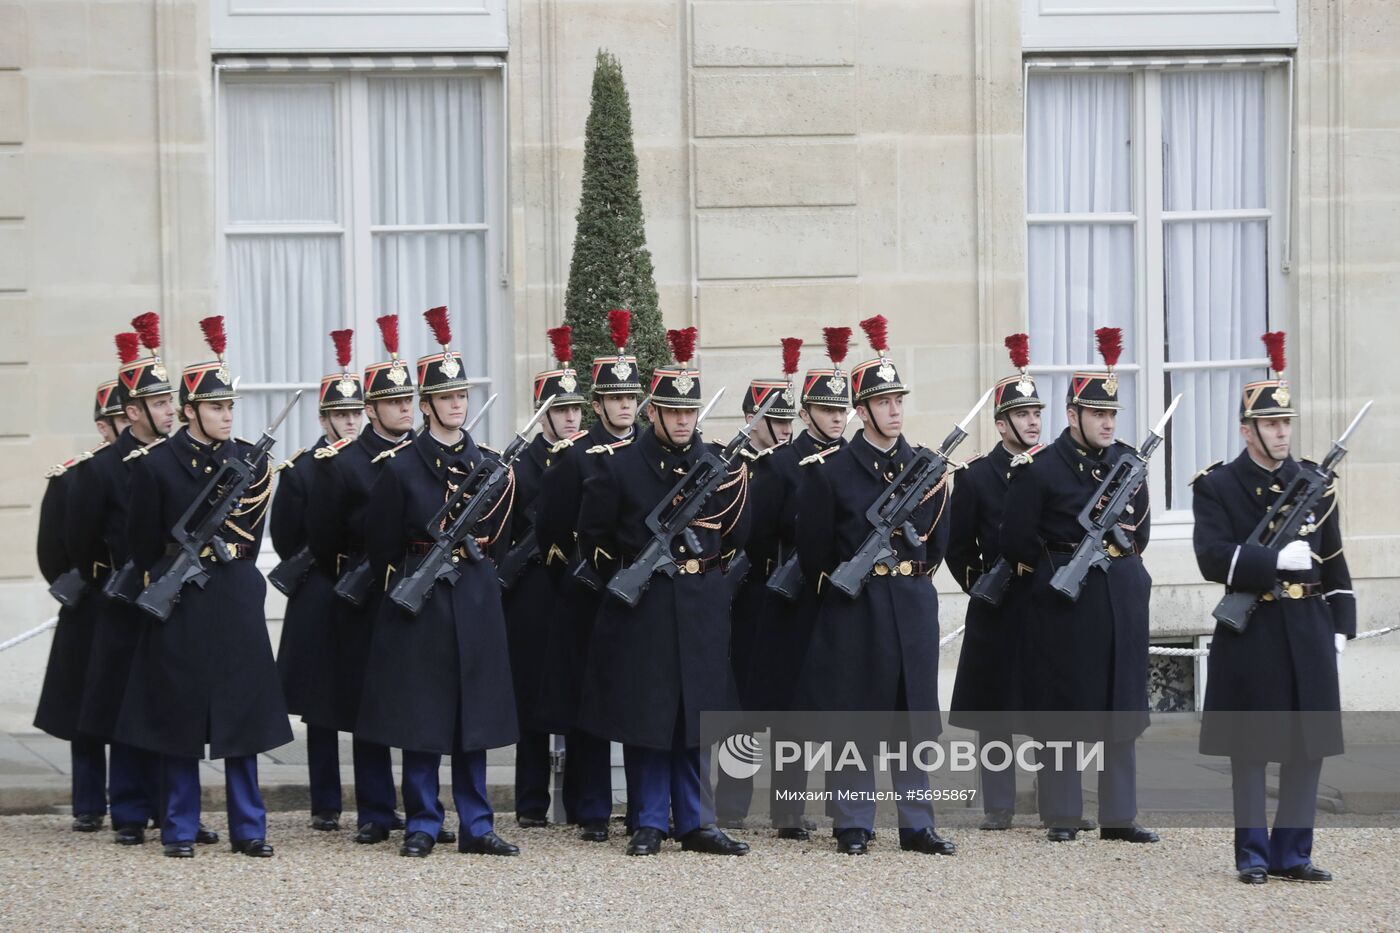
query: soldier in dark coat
[
  {"left": 533, "top": 309, "right": 643, "bottom": 841},
  {"left": 576, "top": 327, "right": 752, "bottom": 857},
  {"left": 744, "top": 327, "right": 851, "bottom": 837},
  {"left": 1193, "top": 332, "right": 1353, "bottom": 884},
  {"left": 793, "top": 316, "right": 955, "bottom": 857},
  {"left": 998, "top": 327, "right": 1157, "bottom": 844},
  {"left": 33, "top": 376, "right": 127, "bottom": 832},
  {"left": 117, "top": 316, "right": 292, "bottom": 858},
  {"left": 947, "top": 334, "right": 1044, "bottom": 831},
  {"left": 271, "top": 329, "right": 365, "bottom": 832},
  {"left": 72, "top": 318, "right": 178, "bottom": 847},
  {"left": 305, "top": 316, "right": 422, "bottom": 845},
  {"left": 358, "top": 306, "right": 520, "bottom": 859},
  {"left": 713, "top": 341, "right": 800, "bottom": 830}
]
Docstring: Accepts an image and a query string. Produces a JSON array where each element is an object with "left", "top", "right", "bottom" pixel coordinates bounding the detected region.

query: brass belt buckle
[
  {"left": 684, "top": 558, "right": 701, "bottom": 575},
  {"left": 874, "top": 563, "right": 890, "bottom": 577},
  {"left": 1106, "top": 543, "right": 1122, "bottom": 558},
  {"left": 898, "top": 560, "right": 914, "bottom": 576},
  {"left": 1286, "top": 582, "right": 1304, "bottom": 599}
]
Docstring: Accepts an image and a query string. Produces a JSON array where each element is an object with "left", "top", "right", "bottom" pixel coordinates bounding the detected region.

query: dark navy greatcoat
[
  {"left": 947, "top": 442, "right": 1024, "bottom": 732},
  {"left": 357, "top": 430, "right": 518, "bottom": 755},
  {"left": 69, "top": 428, "right": 152, "bottom": 741},
  {"left": 501, "top": 433, "right": 559, "bottom": 734},
  {"left": 728, "top": 440, "right": 780, "bottom": 710},
  {"left": 792, "top": 430, "right": 952, "bottom": 718},
  {"left": 743, "top": 430, "right": 845, "bottom": 712},
  {"left": 998, "top": 428, "right": 1151, "bottom": 741},
  {"left": 576, "top": 426, "right": 751, "bottom": 750},
  {"left": 115, "top": 427, "right": 293, "bottom": 759},
  {"left": 271, "top": 438, "right": 341, "bottom": 728},
  {"left": 33, "top": 450, "right": 106, "bottom": 742},
  {"left": 1193, "top": 452, "right": 1353, "bottom": 761},
  {"left": 305, "top": 427, "right": 403, "bottom": 732},
  {"left": 532, "top": 421, "right": 633, "bottom": 734}
]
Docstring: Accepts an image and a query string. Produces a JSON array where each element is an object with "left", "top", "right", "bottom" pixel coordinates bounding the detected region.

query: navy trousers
[
  {"left": 564, "top": 730, "right": 614, "bottom": 825},
  {"left": 401, "top": 748, "right": 493, "bottom": 840},
  {"left": 829, "top": 741, "right": 937, "bottom": 841},
  {"left": 353, "top": 738, "right": 398, "bottom": 829},
  {"left": 627, "top": 718, "right": 713, "bottom": 837},
  {"left": 769, "top": 730, "right": 812, "bottom": 829},
  {"left": 70, "top": 738, "right": 107, "bottom": 817},
  {"left": 108, "top": 741, "right": 160, "bottom": 829},
  {"left": 1231, "top": 757, "right": 1322, "bottom": 872},
  {"left": 714, "top": 753, "right": 754, "bottom": 825},
  {"left": 305, "top": 726, "right": 342, "bottom": 816},
  {"left": 514, "top": 729, "right": 551, "bottom": 819},
  {"left": 163, "top": 755, "right": 266, "bottom": 844},
  {"left": 1037, "top": 738, "right": 1138, "bottom": 827},
  {"left": 977, "top": 731, "right": 1018, "bottom": 814}
]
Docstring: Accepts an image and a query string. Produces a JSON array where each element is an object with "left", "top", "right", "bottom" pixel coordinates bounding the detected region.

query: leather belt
[
  {"left": 1263, "top": 581, "right": 1322, "bottom": 601},
  {"left": 408, "top": 540, "right": 470, "bottom": 558},
  {"left": 677, "top": 554, "right": 724, "bottom": 575},
  {"left": 168, "top": 541, "right": 254, "bottom": 561},
  {"left": 1046, "top": 540, "right": 1138, "bottom": 559},
  {"left": 872, "top": 560, "right": 935, "bottom": 578}
]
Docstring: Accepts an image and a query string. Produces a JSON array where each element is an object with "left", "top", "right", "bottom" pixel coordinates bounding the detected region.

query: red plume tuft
[
  {"left": 1261, "top": 331, "right": 1286, "bottom": 376},
  {"left": 131, "top": 312, "right": 162, "bottom": 352},
  {"left": 424, "top": 306, "right": 452, "bottom": 347},
  {"left": 376, "top": 315, "right": 400, "bottom": 355},
  {"left": 199, "top": 316, "right": 227, "bottom": 357},
  {"left": 608, "top": 309, "right": 631, "bottom": 352},
  {"left": 1004, "top": 333, "right": 1030, "bottom": 370},
  {"left": 823, "top": 326, "right": 851, "bottom": 365},
  {"left": 1095, "top": 326, "right": 1123, "bottom": 368},
  {"left": 331, "top": 329, "right": 354, "bottom": 369},
  {"left": 666, "top": 326, "right": 698, "bottom": 366},
  {"left": 115, "top": 332, "right": 141, "bottom": 365},
  {"left": 547, "top": 325, "right": 573, "bottom": 365},
  {"left": 781, "top": 338, "right": 803, "bottom": 377},
  {"left": 860, "top": 315, "right": 890, "bottom": 355}
]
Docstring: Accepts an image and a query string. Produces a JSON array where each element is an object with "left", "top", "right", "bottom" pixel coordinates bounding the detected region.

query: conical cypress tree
[{"left": 563, "top": 50, "right": 668, "bottom": 394}]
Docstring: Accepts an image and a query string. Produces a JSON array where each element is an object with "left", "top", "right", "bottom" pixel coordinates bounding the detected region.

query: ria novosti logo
[{"left": 717, "top": 733, "right": 764, "bottom": 779}]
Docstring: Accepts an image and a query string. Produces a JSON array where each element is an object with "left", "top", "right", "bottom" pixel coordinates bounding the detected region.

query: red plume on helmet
[
  {"left": 1095, "top": 326, "right": 1123, "bottom": 368},
  {"left": 781, "top": 338, "right": 803, "bottom": 377},
  {"left": 548, "top": 325, "right": 574, "bottom": 366},
  {"left": 1005, "top": 333, "right": 1030, "bottom": 371},
  {"left": 116, "top": 332, "right": 141, "bottom": 365},
  {"left": 376, "top": 315, "right": 400, "bottom": 357},
  {"left": 131, "top": 313, "right": 161, "bottom": 352},
  {"left": 424, "top": 306, "right": 452, "bottom": 348},
  {"left": 199, "top": 316, "right": 227, "bottom": 358},
  {"left": 331, "top": 329, "right": 354, "bottom": 370},
  {"left": 608, "top": 309, "right": 631, "bottom": 353},
  {"left": 860, "top": 315, "right": 890, "bottom": 355},
  {"left": 823, "top": 326, "right": 851, "bottom": 366},
  {"left": 666, "top": 326, "right": 698, "bottom": 366},
  {"left": 1261, "top": 331, "right": 1287, "bottom": 376}
]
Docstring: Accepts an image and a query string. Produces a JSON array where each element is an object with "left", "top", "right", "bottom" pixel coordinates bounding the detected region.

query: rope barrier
[
  {"left": 1148, "top": 624, "right": 1400, "bottom": 658},
  {"left": 939, "top": 624, "right": 966, "bottom": 649},
  {"left": 0, "top": 617, "right": 58, "bottom": 654}
]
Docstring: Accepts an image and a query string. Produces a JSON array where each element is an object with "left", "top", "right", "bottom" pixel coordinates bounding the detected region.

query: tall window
[
  {"left": 1025, "top": 63, "right": 1287, "bottom": 518},
  {"left": 217, "top": 67, "right": 504, "bottom": 450}
]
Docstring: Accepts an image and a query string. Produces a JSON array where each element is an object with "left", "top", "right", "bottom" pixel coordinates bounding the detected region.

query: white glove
[
  {"left": 1277, "top": 540, "right": 1313, "bottom": 572},
  {"left": 1336, "top": 634, "right": 1347, "bottom": 656}
]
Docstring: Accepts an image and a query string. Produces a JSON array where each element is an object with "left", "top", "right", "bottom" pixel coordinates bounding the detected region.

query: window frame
[
  {"left": 212, "top": 60, "right": 511, "bottom": 445},
  {"left": 1022, "top": 55, "right": 1293, "bottom": 529}
]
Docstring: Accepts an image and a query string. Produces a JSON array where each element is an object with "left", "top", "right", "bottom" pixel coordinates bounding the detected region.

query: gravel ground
[{"left": 2, "top": 813, "right": 1397, "bottom": 931}]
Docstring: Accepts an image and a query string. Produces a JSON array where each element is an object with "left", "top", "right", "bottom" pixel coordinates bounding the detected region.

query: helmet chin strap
[
  {"left": 1247, "top": 420, "right": 1284, "bottom": 467},
  {"left": 1004, "top": 412, "right": 1032, "bottom": 451},
  {"left": 804, "top": 407, "right": 835, "bottom": 443}
]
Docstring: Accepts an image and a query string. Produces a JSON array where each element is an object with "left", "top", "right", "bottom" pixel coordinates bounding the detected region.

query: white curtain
[
  {"left": 226, "top": 82, "right": 337, "bottom": 224},
  {"left": 1026, "top": 73, "right": 1138, "bottom": 440},
  {"left": 1161, "top": 71, "right": 1269, "bottom": 509}
]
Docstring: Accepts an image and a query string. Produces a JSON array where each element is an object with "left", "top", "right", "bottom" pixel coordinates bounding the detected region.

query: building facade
[{"left": 1, "top": 0, "right": 1397, "bottom": 718}]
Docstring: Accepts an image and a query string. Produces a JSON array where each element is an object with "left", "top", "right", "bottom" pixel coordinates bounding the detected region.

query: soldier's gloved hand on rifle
[
  {"left": 1336, "top": 633, "right": 1347, "bottom": 656},
  {"left": 1276, "top": 540, "right": 1313, "bottom": 571}
]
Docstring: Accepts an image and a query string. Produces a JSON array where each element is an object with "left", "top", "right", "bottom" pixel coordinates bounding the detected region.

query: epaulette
[
  {"left": 276, "top": 447, "right": 308, "bottom": 471},
  {"left": 1188, "top": 459, "right": 1224, "bottom": 486},
  {"left": 44, "top": 442, "right": 106, "bottom": 478},
  {"left": 312, "top": 437, "right": 353, "bottom": 460},
  {"left": 1010, "top": 444, "right": 1044, "bottom": 468},
  {"left": 123, "top": 436, "right": 167, "bottom": 462},
  {"left": 480, "top": 443, "right": 501, "bottom": 456},
  {"left": 371, "top": 438, "right": 413, "bottom": 464},
  {"left": 586, "top": 438, "right": 633, "bottom": 455},
  {"left": 549, "top": 429, "right": 589, "bottom": 454},
  {"left": 798, "top": 446, "right": 839, "bottom": 467},
  {"left": 236, "top": 436, "right": 255, "bottom": 446},
  {"left": 1113, "top": 438, "right": 1138, "bottom": 453}
]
